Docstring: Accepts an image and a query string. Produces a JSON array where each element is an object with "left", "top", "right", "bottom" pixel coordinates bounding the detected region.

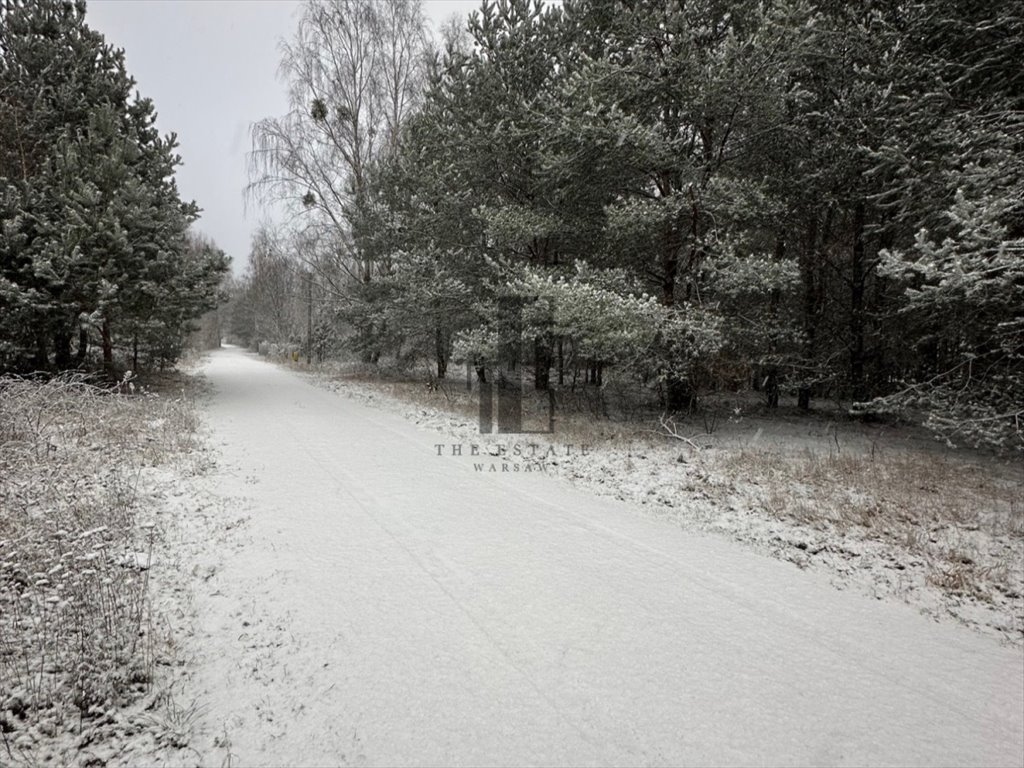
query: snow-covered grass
[
  {"left": 0, "top": 372, "right": 209, "bottom": 765},
  {"left": 299, "top": 359, "right": 1024, "bottom": 644},
  {"left": 711, "top": 443, "right": 1022, "bottom": 613}
]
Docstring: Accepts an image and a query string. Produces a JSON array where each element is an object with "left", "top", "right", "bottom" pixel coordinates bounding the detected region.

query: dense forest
[
  {"left": 2, "top": 0, "right": 1019, "bottom": 453},
  {"left": 232, "top": 0, "right": 1022, "bottom": 454},
  {"left": 0, "top": 0, "right": 228, "bottom": 373}
]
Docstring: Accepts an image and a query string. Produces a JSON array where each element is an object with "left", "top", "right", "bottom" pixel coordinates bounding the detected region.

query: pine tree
[
  {"left": 862, "top": 0, "right": 1024, "bottom": 451},
  {"left": 0, "top": 0, "right": 227, "bottom": 372}
]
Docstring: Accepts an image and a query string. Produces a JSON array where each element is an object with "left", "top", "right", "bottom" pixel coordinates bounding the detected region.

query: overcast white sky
[{"left": 86, "top": 0, "right": 480, "bottom": 275}]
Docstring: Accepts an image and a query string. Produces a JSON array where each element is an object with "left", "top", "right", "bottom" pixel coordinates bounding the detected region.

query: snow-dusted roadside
[
  {"left": 145, "top": 349, "right": 1024, "bottom": 766},
  {"left": 39, "top": 459, "right": 226, "bottom": 768},
  {"left": 34, "top": 400, "right": 263, "bottom": 768},
  {"left": 15, "top": 354, "right": 1014, "bottom": 765},
  {"left": 1, "top": 467, "right": 197, "bottom": 767},
  {"left": 301, "top": 365, "right": 1024, "bottom": 645},
  {"left": 0, "top": 376, "right": 226, "bottom": 768}
]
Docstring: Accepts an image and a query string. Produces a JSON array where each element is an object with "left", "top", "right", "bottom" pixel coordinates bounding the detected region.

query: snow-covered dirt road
[{"left": 181, "top": 347, "right": 1023, "bottom": 767}]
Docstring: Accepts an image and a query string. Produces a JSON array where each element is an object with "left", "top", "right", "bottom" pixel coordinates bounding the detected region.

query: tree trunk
[
  {"left": 101, "top": 319, "right": 114, "bottom": 369},
  {"left": 850, "top": 200, "right": 867, "bottom": 401},
  {"left": 435, "top": 328, "right": 448, "bottom": 379},
  {"left": 660, "top": 200, "right": 683, "bottom": 307},
  {"left": 53, "top": 329, "right": 72, "bottom": 369},
  {"left": 797, "top": 388, "right": 811, "bottom": 411},
  {"left": 797, "top": 230, "right": 816, "bottom": 411},
  {"left": 533, "top": 338, "right": 551, "bottom": 390},
  {"left": 660, "top": 217, "right": 695, "bottom": 411},
  {"left": 306, "top": 271, "right": 313, "bottom": 365},
  {"left": 765, "top": 369, "right": 779, "bottom": 409},
  {"left": 798, "top": 207, "right": 831, "bottom": 411},
  {"left": 74, "top": 328, "right": 88, "bottom": 366},
  {"left": 765, "top": 236, "right": 784, "bottom": 409}
]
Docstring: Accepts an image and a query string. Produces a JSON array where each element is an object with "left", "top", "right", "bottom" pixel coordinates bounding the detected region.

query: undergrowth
[
  {"left": 716, "top": 446, "right": 1024, "bottom": 606},
  {"left": 0, "top": 372, "right": 199, "bottom": 759}
]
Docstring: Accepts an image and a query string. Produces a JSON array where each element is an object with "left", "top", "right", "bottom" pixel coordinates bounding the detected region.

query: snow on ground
[
  {"left": 1, "top": 463, "right": 220, "bottom": 768},
  {"left": 0, "top": 373, "right": 229, "bottom": 768},
  {"left": 146, "top": 347, "right": 1023, "bottom": 766},
  {"left": 303, "top": 363, "right": 1024, "bottom": 645},
  {"left": 31, "top": 350, "right": 1009, "bottom": 765}
]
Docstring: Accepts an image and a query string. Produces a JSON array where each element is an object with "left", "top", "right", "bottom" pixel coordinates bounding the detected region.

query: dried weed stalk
[{"left": 0, "top": 373, "right": 197, "bottom": 743}]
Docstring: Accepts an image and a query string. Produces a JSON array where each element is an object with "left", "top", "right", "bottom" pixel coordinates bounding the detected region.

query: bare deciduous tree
[{"left": 248, "top": 0, "right": 429, "bottom": 286}]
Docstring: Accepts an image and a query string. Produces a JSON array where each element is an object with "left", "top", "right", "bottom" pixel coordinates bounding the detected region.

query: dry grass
[
  {"left": 0, "top": 373, "right": 200, "bottom": 757},
  {"left": 715, "top": 445, "right": 1024, "bottom": 608}
]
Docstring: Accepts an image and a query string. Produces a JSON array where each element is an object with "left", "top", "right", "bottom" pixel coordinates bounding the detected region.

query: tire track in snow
[{"left": 177, "top": 348, "right": 1023, "bottom": 767}]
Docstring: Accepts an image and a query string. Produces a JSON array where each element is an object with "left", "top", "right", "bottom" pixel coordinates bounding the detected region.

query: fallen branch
[{"left": 651, "top": 413, "right": 702, "bottom": 450}]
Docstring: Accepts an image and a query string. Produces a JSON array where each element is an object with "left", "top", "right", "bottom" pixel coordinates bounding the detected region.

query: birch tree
[{"left": 249, "top": 0, "right": 429, "bottom": 284}]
